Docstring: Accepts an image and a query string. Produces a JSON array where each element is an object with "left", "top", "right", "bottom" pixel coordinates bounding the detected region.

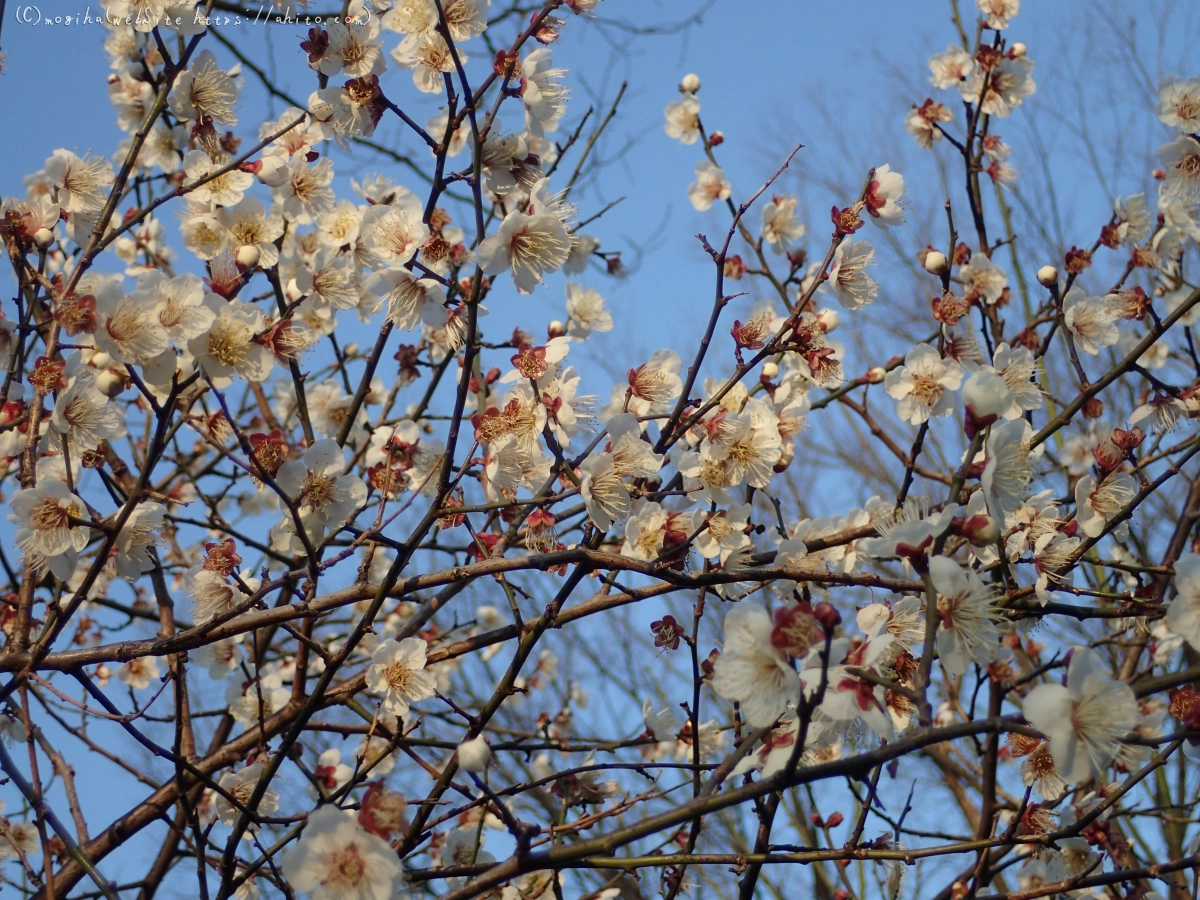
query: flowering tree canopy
[{"left": 2, "top": 1, "right": 1200, "bottom": 899}]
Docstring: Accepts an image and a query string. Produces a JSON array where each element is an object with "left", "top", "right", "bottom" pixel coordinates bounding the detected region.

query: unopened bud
[
  {"left": 457, "top": 735, "right": 491, "bottom": 773},
  {"left": 1036, "top": 265, "right": 1058, "bottom": 287},
  {"left": 923, "top": 250, "right": 948, "bottom": 275},
  {"left": 235, "top": 244, "right": 260, "bottom": 271},
  {"left": 89, "top": 351, "right": 112, "bottom": 370},
  {"left": 867, "top": 366, "right": 886, "bottom": 384},
  {"left": 824, "top": 811, "right": 844, "bottom": 828},
  {"left": 548, "top": 319, "right": 566, "bottom": 339},
  {"left": 1082, "top": 398, "right": 1104, "bottom": 419},
  {"left": 812, "top": 601, "right": 841, "bottom": 633},
  {"left": 1009, "top": 42, "right": 1027, "bottom": 58},
  {"left": 96, "top": 369, "right": 126, "bottom": 397},
  {"left": 762, "top": 361, "right": 779, "bottom": 379},
  {"left": 709, "top": 130, "right": 724, "bottom": 146},
  {"left": 33, "top": 227, "right": 55, "bottom": 250},
  {"left": 959, "top": 514, "right": 1001, "bottom": 547},
  {"left": 816, "top": 308, "right": 840, "bottom": 332},
  {"left": 343, "top": 343, "right": 359, "bottom": 358},
  {"left": 679, "top": 73, "right": 701, "bottom": 94}
]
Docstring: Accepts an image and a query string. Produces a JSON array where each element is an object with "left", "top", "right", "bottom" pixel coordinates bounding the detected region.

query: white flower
[
  {"left": 280, "top": 805, "right": 403, "bottom": 900},
  {"left": 1024, "top": 646, "right": 1138, "bottom": 783},
  {"left": 865, "top": 165, "right": 904, "bottom": 226},
  {"left": 624, "top": 349, "right": 681, "bottom": 405},
  {"left": 991, "top": 342, "right": 1041, "bottom": 418},
  {"left": 960, "top": 57, "right": 1036, "bottom": 117},
  {"left": 711, "top": 604, "right": 800, "bottom": 729},
  {"left": 959, "top": 253, "right": 1007, "bottom": 305},
  {"left": 182, "top": 151, "right": 253, "bottom": 207},
  {"left": 391, "top": 32, "right": 458, "bottom": 93},
  {"left": 977, "top": 0, "right": 1019, "bottom": 29},
  {"left": 522, "top": 48, "right": 569, "bottom": 138},
  {"left": 309, "top": 748, "right": 354, "bottom": 799},
  {"left": 884, "top": 344, "right": 964, "bottom": 424},
  {"left": 1112, "top": 193, "right": 1153, "bottom": 247},
  {"left": 579, "top": 451, "right": 629, "bottom": 531},
  {"left": 44, "top": 150, "right": 114, "bottom": 215},
  {"left": 693, "top": 503, "right": 752, "bottom": 563},
  {"left": 216, "top": 197, "right": 285, "bottom": 269},
  {"left": 295, "top": 249, "right": 359, "bottom": 313},
  {"left": 929, "top": 556, "right": 1001, "bottom": 676},
  {"left": 117, "top": 656, "right": 161, "bottom": 690},
  {"left": 760, "top": 195, "right": 806, "bottom": 251},
  {"left": 191, "top": 637, "right": 245, "bottom": 679},
  {"left": 215, "top": 763, "right": 279, "bottom": 828},
  {"left": 1074, "top": 471, "right": 1136, "bottom": 539},
  {"left": 359, "top": 191, "right": 429, "bottom": 267},
  {"left": 170, "top": 50, "right": 240, "bottom": 126},
  {"left": 982, "top": 418, "right": 1032, "bottom": 518},
  {"left": 1167, "top": 552, "right": 1200, "bottom": 652},
  {"left": 49, "top": 370, "right": 125, "bottom": 453},
  {"left": 564, "top": 282, "right": 612, "bottom": 339},
  {"left": 664, "top": 94, "right": 701, "bottom": 144},
  {"left": 1157, "top": 135, "right": 1200, "bottom": 205},
  {"left": 1157, "top": 77, "right": 1200, "bottom": 133},
  {"left": 188, "top": 295, "right": 274, "bottom": 386},
  {"left": 929, "top": 45, "right": 974, "bottom": 89},
  {"left": 476, "top": 209, "right": 571, "bottom": 294},
  {"left": 688, "top": 161, "right": 731, "bottom": 212},
  {"left": 275, "top": 155, "right": 336, "bottom": 225},
  {"left": 828, "top": 240, "right": 878, "bottom": 310},
  {"left": 366, "top": 638, "right": 437, "bottom": 718},
  {"left": 185, "top": 568, "right": 243, "bottom": 624},
  {"left": 1062, "top": 287, "right": 1119, "bottom": 355},
  {"left": 621, "top": 500, "right": 671, "bottom": 561},
  {"left": 276, "top": 440, "right": 368, "bottom": 539},
  {"left": 113, "top": 502, "right": 164, "bottom": 580},
  {"left": 364, "top": 268, "right": 448, "bottom": 331},
  {"left": 9, "top": 480, "right": 90, "bottom": 580},
  {"left": 320, "top": 17, "right": 385, "bottom": 78},
  {"left": 94, "top": 284, "right": 170, "bottom": 367}
]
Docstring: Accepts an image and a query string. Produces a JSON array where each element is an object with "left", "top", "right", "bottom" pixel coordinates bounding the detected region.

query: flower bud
[
  {"left": 709, "top": 130, "right": 724, "bottom": 146},
  {"left": 680, "top": 73, "right": 701, "bottom": 94},
  {"left": 1036, "top": 265, "right": 1058, "bottom": 287},
  {"left": 548, "top": 319, "right": 566, "bottom": 339},
  {"left": 1009, "top": 42, "right": 1027, "bottom": 58},
  {"left": 962, "top": 371, "right": 1014, "bottom": 436},
  {"left": 867, "top": 366, "right": 886, "bottom": 384},
  {"left": 923, "top": 250, "right": 948, "bottom": 275},
  {"left": 89, "top": 351, "right": 112, "bottom": 370},
  {"left": 96, "top": 369, "right": 126, "bottom": 398},
  {"left": 457, "top": 735, "right": 491, "bottom": 773},
  {"left": 959, "top": 514, "right": 1001, "bottom": 547},
  {"left": 762, "top": 361, "right": 780, "bottom": 379},
  {"left": 816, "top": 308, "right": 840, "bottom": 332},
  {"left": 235, "top": 244, "right": 260, "bottom": 271},
  {"left": 812, "top": 601, "right": 842, "bottom": 633},
  {"left": 343, "top": 343, "right": 360, "bottom": 358},
  {"left": 33, "top": 228, "right": 55, "bottom": 250}
]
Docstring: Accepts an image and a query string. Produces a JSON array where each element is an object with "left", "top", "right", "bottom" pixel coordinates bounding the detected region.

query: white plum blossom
[
  {"left": 929, "top": 556, "right": 1001, "bottom": 676},
  {"left": 1167, "top": 552, "right": 1200, "bottom": 651},
  {"left": 885, "top": 344, "right": 964, "bottom": 424},
  {"left": 9, "top": 480, "right": 90, "bottom": 580},
  {"left": 827, "top": 240, "right": 878, "bottom": 310},
  {"left": 961, "top": 57, "right": 1036, "bottom": 117},
  {"left": 365, "top": 268, "right": 448, "bottom": 331},
  {"left": 929, "top": 45, "right": 974, "bottom": 89},
  {"left": 687, "top": 161, "right": 731, "bottom": 212},
  {"left": 760, "top": 195, "right": 806, "bottom": 252},
  {"left": 169, "top": 50, "right": 240, "bottom": 126},
  {"left": 564, "top": 282, "right": 612, "bottom": 339},
  {"left": 1063, "top": 288, "right": 1119, "bottom": 355},
  {"left": 1157, "top": 77, "right": 1200, "bottom": 133},
  {"left": 711, "top": 604, "right": 800, "bottom": 729},
  {"left": 188, "top": 296, "right": 274, "bottom": 386},
  {"left": 864, "top": 164, "right": 904, "bottom": 226},
  {"left": 476, "top": 209, "right": 571, "bottom": 294},
  {"left": 366, "top": 637, "right": 437, "bottom": 718},
  {"left": 280, "top": 805, "right": 403, "bottom": 900},
  {"left": 1024, "top": 646, "right": 1138, "bottom": 783},
  {"left": 664, "top": 94, "right": 701, "bottom": 144},
  {"left": 44, "top": 150, "right": 114, "bottom": 215}
]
